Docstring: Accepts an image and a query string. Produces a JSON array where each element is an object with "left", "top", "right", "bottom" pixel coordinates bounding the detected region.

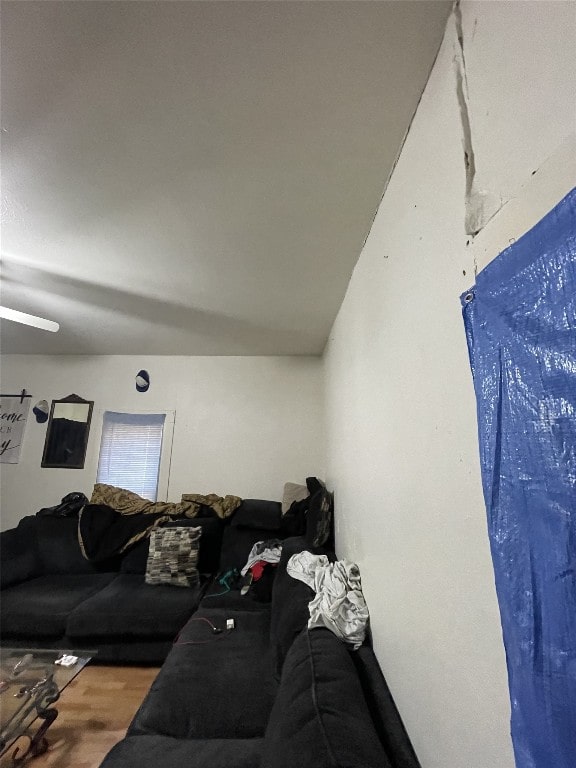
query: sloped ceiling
[{"left": 0, "top": 0, "right": 451, "bottom": 355}]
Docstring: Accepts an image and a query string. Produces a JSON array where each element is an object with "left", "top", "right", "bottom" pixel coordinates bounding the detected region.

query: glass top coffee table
[{"left": 0, "top": 648, "right": 95, "bottom": 763}]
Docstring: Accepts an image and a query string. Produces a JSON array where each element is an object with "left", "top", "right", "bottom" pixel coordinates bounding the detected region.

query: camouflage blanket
[
  {"left": 90, "top": 484, "right": 241, "bottom": 519},
  {"left": 79, "top": 485, "right": 242, "bottom": 561},
  {"left": 180, "top": 493, "right": 241, "bottom": 520}
]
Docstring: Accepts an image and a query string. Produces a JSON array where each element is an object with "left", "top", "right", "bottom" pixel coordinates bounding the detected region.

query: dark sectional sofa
[
  {"left": 0, "top": 513, "right": 225, "bottom": 664},
  {"left": 100, "top": 536, "right": 421, "bottom": 768},
  {"left": 1, "top": 500, "right": 421, "bottom": 767}
]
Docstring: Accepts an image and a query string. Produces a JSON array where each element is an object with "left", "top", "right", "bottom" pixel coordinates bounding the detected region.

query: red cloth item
[{"left": 250, "top": 561, "right": 267, "bottom": 582}]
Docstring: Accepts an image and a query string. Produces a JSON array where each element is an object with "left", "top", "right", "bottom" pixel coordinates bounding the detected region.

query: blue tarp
[{"left": 462, "top": 188, "right": 576, "bottom": 768}]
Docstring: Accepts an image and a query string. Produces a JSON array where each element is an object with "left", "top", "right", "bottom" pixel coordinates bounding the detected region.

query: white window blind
[{"left": 97, "top": 412, "right": 166, "bottom": 501}]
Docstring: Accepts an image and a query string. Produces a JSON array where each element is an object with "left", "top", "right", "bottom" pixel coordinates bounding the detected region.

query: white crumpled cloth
[
  {"left": 287, "top": 551, "right": 369, "bottom": 649},
  {"left": 240, "top": 540, "right": 283, "bottom": 576}
]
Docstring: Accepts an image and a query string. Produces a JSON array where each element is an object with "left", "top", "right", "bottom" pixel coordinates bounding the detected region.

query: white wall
[
  {"left": 323, "top": 3, "right": 575, "bottom": 768},
  {"left": 0, "top": 355, "right": 325, "bottom": 530}
]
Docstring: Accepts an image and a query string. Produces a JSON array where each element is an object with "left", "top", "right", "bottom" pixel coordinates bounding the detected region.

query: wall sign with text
[{"left": 0, "top": 395, "right": 31, "bottom": 463}]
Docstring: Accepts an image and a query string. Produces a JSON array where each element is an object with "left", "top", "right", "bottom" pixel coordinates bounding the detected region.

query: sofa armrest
[
  {"left": 353, "top": 645, "right": 422, "bottom": 768},
  {"left": 261, "top": 628, "right": 391, "bottom": 768}
]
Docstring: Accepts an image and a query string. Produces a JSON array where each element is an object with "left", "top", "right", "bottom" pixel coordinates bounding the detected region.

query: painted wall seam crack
[{"left": 453, "top": 1, "right": 506, "bottom": 238}]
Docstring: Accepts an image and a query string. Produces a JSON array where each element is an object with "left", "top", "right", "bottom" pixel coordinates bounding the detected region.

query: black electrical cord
[{"left": 173, "top": 617, "right": 232, "bottom": 646}]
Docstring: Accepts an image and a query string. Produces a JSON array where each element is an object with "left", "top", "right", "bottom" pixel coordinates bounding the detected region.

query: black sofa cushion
[
  {"left": 201, "top": 583, "right": 273, "bottom": 612},
  {"left": 261, "top": 628, "right": 391, "bottom": 768},
  {"left": 120, "top": 518, "right": 224, "bottom": 575},
  {"left": 66, "top": 574, "right": 202, "bottom": 639},
  {"left": 230, "top": 499, "right": 282, "bottom": 531},
  {"left": 119, "top": 538, "right": 157, "bottom": 575},
  {"left": 100, "top": 735, "right": 264, "bottom": 768},
  {"left": 269, "top": 536, "right": 334, "bottom": 678},
  {"left": 129, "top": 607, "right": 276, "bottom": 739},
  {"left": 0, "top": 574, "right": 117, "bottom": 638}
]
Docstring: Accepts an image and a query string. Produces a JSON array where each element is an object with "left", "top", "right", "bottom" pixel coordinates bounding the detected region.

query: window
[{"left": 96, "top": 412, "right": 166, "bottom": 501}]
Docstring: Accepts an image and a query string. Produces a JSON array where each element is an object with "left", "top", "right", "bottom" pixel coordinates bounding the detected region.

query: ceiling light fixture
[{"left": 0, "top": 306, "right": 60, "bottom": 333}]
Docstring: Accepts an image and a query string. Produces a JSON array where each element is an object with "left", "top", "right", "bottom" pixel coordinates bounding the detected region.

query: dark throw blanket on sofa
[
  {"left": 78, "top": 504, "right": 171, "bottom": 562},
  {"left": 79, "top": 487, "right": 244, "bottom": 562}
]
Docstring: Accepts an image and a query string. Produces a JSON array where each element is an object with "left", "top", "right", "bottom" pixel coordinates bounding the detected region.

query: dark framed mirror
[{"left": 41, "top": 394, "right": 94, "bottom": 469}]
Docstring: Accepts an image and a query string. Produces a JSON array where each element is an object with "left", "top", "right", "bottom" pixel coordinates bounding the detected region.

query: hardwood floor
[{"left": 0, "top": 665, "right": 159, "bottom": 768}]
